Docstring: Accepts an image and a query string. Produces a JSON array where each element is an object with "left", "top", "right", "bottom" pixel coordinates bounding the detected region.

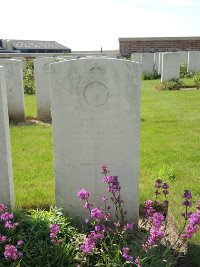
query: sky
[{"left": 1, "top": 0, "right": 200, "bottom": 51}]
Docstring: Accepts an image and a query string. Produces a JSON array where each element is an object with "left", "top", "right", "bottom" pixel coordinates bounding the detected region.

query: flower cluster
[
  {"left": 0, "top": 208, "right": 18, "bottom": 229},
  {"left": 122, "top": 247, "right": 133, "bottom": 261},
  {"left": 3, "top": 243, "right": 23, "bottom": 261},
  {"left": 155, "top": 179, "right": 169, "bottom": 199},
  {"left": 50, "top": 224, "right": 62, "bottom": 245},
  {"left": 181, "top": 193, "right": 200, "bottom": 239},
  {"left": 142, "top": 211, "right": 165, "bottom": 251},
  {"left": 0, "top": 204, "right": 23, "bottom": 261},
  {"left": 77, "top": 165, "right": 135, "bottom": 264}
]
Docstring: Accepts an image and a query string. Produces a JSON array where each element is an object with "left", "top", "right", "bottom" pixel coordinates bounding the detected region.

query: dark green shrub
[{"left": 23, "top": 58, "right": 35, "bottom": 95}]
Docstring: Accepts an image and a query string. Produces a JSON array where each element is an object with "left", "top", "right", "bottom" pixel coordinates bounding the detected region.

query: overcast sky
[{"left": 1, "top": 0, "right": 199, "bottom": 51}]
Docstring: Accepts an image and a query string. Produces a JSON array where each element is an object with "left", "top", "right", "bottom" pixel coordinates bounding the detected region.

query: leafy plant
[
  {"left": 142, "top": 68, "right": 160, "bottom": 80},
  {"left": 23, "top": 58, "right": 35, "bottom": 95},
  {"left": 193, "top": 72, "right": 200, "bottom": 89},
  {"left": 156, "top": 79, "right": 184, "bottom": 90},
  {"left": 0, "top": 206, "right": 77, "bottom": 266},
  {"left": 180, "top": 64, "right": 193, "bottom": 78}
]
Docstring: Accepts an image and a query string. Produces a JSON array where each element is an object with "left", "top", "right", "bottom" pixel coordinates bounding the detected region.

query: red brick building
[{"left": 119, "top": 37, "right": 200, "bottom": 57}]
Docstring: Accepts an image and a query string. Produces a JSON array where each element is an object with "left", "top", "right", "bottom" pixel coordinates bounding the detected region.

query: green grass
[
  {"left": 24, "top": 94, "right": 37, "bottom": 119},
  {"left": 10, "top": 83, "right": 200, "bottom": 266}
]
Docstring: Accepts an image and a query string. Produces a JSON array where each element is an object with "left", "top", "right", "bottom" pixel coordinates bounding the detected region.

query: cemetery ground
[{"left": 8, "top": 78, "right": 200, "bottom": 266}]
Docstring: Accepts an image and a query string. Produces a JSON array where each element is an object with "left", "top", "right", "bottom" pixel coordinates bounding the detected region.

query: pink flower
[
  {"left": 84, "top": 201, "right": 92, "bottom": 209},
  {"left": 152, "top": 212, "right": 165, "bottom": 228},
  {"left": 135, "top": 257, "right": 142, "bottom": 267},
  {"left": 0, "top": 204, "right": 7, "bottom": 212},
  {"left": 3, "top": 244, "right": 23, "bottom": 261},
  {"left": 77, "top": 189, "right": 91, "bottom": 200},
  {"left": 0, "top": 235, "right": 7, "bottom": 243},
  {"left": 91, "top": 208, "right": 103, "bottom": 220},
  {"left": 100, "top": 165, "right": 109, "bottom": 174},
  {"left": 182, "top": 190, "right": 192, "bottom": 199},
  {"left": 0, "top": 212, "right": 14, "bottom": 221},
  {"left": 114, "top": 222, "right": 120, "bottom": 228},
  {"left": 80, "top": 237, "right": 96, "bottom": 253},
  {"left": 124, "top": 223, "right": 134, "bottom": 231},
  {"left": 5, "top": 221, "right": 18, "bottom": 229},
  {"left": 122, "top": 247, "right": 133, "bottom": 261},
  {"left": 17, "top": 240, "right": 24, "bottom": 246}
]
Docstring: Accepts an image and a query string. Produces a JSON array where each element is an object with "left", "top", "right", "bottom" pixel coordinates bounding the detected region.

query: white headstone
[
  {"left": 188, "top": 51, "right": 200, "bottom": 73},
  {"left": 50, "top": 58, "right": 141, "bottom": 223},
  {"left": 132, "top": 53, "right": 154, "bottom": 75},
  {"left": 161, "top": 53, "right": 180, "bottom": 82},
  {"left": 154, "top": 52, "right": 160, "bottom": 73},
  {"left": 177, "top": 51, "right": 188, "bottom": 65},
  {"left": 141, "top": 53, "right": 154, "bottom": 75},
  {"left": 34, "top": 57, "right": 55, "bottom": 121},
  {"left": 0, "top": 66, "right": 14, "bottom": 207},
  {"left": 131, "top": 53, "right": 142, "bottom": 63},
  {"left": 0, "top": 59, "right": 25, "bottom": 121}
]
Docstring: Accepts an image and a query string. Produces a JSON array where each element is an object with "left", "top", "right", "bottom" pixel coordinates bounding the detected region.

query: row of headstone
[
  {"left": 0, "top": 57, "right": 142, "bottom": 224},
  {"left": 131, "top": 51, "right": 200, "bottom": 82}
]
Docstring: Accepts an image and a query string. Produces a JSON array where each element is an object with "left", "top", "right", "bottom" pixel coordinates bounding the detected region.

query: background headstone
[
  {"left": 187, "top": 51, "right": 200, "bottom": 73},
  {"left": 161, "top": 52, "right": 180, "bottom": 82},
  {"left": 50, "top": 57, "right": 141, "bottom": 223},
  {"left": 34, "top": 57, "right": 55, "bottom": 120},
  {"left": 0, "top": 66, "right": 15, "bottom": 207},
  {"left": 0, "top": 59, "right": 25, "bottom": 121},
  {"left": 177, "top": 51, "right": 188, "bottom": 65},
  {"left": 132, "top": 53, "right": 154, "bottom": 75}
]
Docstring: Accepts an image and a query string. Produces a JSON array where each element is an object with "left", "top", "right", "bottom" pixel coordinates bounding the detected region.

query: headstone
[
  {"left": 131, "top": 53, "right": 142, "bottom": 63},
  {"left": 154, "top": 53, "right": 159, "bottom": 72},
  {"left": 141, "top": 53, "right": 154, "bottom": 75},
  {"left": 0, "top": 59, "right": 25, "bottom": 121},
  {"left": 158, "top": 52, "right": 163, "bottom": 75},
  {"left": 132, "top": 53, "right": 154, "bottom": 75},
  {"left": 188, "top": 51, "right": 200, "bottom": 73},
  {"left": 161, "top": 52, "right": 180, "bottom": 82},
  {"left": 34, "top": 57, "right": 55, "bottom": 121},
  {"left": 0, "top": 66, "right": 15, "bottom": 207},
  {"left": 177, "top": 51, "right": 188, "bottom": 65},
  {"left": 50, "top": 57, "right": 141, "bottom": 223}
]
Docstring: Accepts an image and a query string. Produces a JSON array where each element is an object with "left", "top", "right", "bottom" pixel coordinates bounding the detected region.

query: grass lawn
[{"left": 10, "top": 82, "right": 200, "bottom": 266}]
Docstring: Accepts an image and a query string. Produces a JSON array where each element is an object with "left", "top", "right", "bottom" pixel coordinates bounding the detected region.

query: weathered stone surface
[
  {"left": 0, "top": 66, "right": 14, "bottom": 207},
  {"left": 0, "top": 59, "right": 25, "bottom": 121},
  {"left": 161, "top": 53, "right": 180, "bottom": 82},
  {"left": 50, "top": 57, "right": 141, "bottom": 223}
]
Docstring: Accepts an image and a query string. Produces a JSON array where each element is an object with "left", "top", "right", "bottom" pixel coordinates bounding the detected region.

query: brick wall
[{"left": 119, "top": 37, "right": 200, "bottom": 57}]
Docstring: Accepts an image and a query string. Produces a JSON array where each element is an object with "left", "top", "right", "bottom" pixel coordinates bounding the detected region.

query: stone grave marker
[
  {"left": 0, "top": 66, "right": 14, "bottom": 207},
  {"left": 50, "top": 57, "right": 141, "bottom": 223},
  {"left": 188, "top": 51, "right": 200, "bottom": 73},
  {"left": 161, "top": 52, "right": 180, "bottom": 82},
  {"left": 34, "top": 57, "right": 55, "bottom": 120},
  {"left": 132, "top": 53, "right": 154, "bottom": 75},
  {"left": 177, "top": 51, "right": 188, "bottom": 65},
  {"left": 0, "top": 59, "right": 25, "bottom": 121}
]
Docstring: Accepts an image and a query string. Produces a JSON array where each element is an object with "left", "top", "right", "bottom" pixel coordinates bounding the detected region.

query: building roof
[{"left": 12, "top": 40, "right": 70, "bottom": 50}]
